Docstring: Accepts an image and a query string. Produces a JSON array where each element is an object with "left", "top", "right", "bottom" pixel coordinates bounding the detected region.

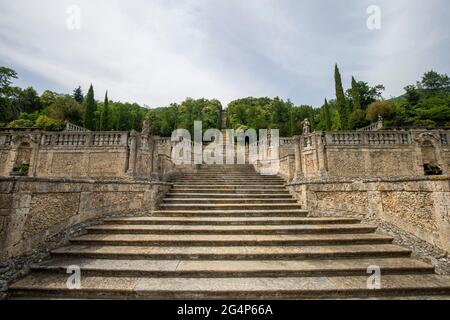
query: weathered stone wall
[
  {"left": 325, "top": 147, "right": 416, "bottom": 177},
  {"left": 287, "top": 176, "right": 450, "bottom": 253},
  {"left": 0, "top": 177, "right": 171, "bottom": 262},
  {"left": 35, "top": 148, "right": 130, "bottom": 178},
  {"left": 0, "top": 131, "right": 177, "bottom": 180},
  {"left": 293, "top": 130, "right": 450, "bottom": 180},
  {"left": 0, "top": 149, "right": 10, "bottom": 176},
  {"left": 278, "top": 154, "right": 295, "bottom": 182}
]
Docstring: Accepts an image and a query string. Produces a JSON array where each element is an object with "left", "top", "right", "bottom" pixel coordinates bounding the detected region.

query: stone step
[
  {"left": 158, "top": 203, "right": 303, "bottom": 210},
  {"left": 169, "top": 189, "right": 290, "bottom": 194},
  {"left": 162, "top": 198, "right": 298, "bottom": 204},
  {"left": 171, "top": 185, "right": 286, "bottom": 190},
  {"left": 171, "top": 176, "right": 284, "bottom": 181},
  {"left": 197, "top": 165, "right": 255, "bottom": 170},
  {"left": 69, "top": 233, "right": 395, "bottom": 247},
  {"left": 85, "top": 224, "right": 377, "bottom": 235},
  {"left": 151, "top": 209, "right": 308, "bottom": 217},
  {"left": 30, "top": 257, "right": 433, "bottom": 277},
  {"left": 174, "top": 174, "right": 279, "bottom": 178},
  {"left": 173, "top": 181, "right": 285, "bottom": 185},
  {"left": 190, "top": 171, "right": 258, "bottom": 174},
  {"left": 52, "top": 244, "right": 411, "bottom": 260},
  {"left": 9, "top": 274, "right": 450, "bottom": 299},
  {"left": 165, "top": 193, "right": 293, "bottom": 198},
  {"left": 103, "top": 216, "right": 361, "bottom": 226}
]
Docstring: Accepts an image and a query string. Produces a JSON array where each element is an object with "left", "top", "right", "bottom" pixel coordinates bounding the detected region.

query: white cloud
[{"left": 0, "top": 0, "right": 448, "bottom": 107}]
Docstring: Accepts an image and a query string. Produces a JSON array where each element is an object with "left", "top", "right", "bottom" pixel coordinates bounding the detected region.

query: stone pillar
[
  {"left": 127, "top": 131, "right": 138, "bottom": 177},
  {"left": 315, "top": 132, "right": 328, "bottom": 177},
  {"left": 29, "top": 134, "right": 41, "bottom": 177},
  {"left": 149, "top": 136, "right": 155, "bottom": 174},
  {"left": 294, "top": 136, "right": 303, "bottom": 180}
]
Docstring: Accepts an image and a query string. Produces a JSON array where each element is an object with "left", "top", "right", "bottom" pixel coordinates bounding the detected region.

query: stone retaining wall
[
  {"left": 293, "top": 130, "right": 450, "bottom": 179},
  {"left": 0, "top": 177, "right": 171, "bottom": 263},
  {"left": 287, "top": 176, "right": 450, "bottom": 253}
]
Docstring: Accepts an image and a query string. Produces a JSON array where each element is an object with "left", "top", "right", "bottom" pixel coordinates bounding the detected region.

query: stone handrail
[
  {"left": 156, "top": 137, "right": 172, "bottom": 145},
  {"left": 65, "top": 122, "right": 90, "bottom": 132},
  {"left": 357, "top": 117, "right": 384, "bottom": 131},
  {"left": 40, "top": 131, "right": 129, "bottom": 147},
  {"left": 280, "top": 137, "right": 294, "bottom": 145},
  {"left": 322, "top": 131, "right": 412, "bottom": 146}
]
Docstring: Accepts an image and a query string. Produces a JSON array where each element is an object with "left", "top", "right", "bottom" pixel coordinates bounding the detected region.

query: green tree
[
  {"left": 346, "top": 81, "right": 384, "bottom": 109},
  {"left": 40, "top": 90, "right": 57, "bottom": 108},
  {"left": 83, "top": 84, "right": 97, "bottom": 130},
  {"left": 73, "top": 86, "right": 84, "bottom": 104},
  {"left": 334, "top": 64, "right": 349, "bottom": 129},
  {"left": 350, "top": 77, "right": 362, "bottom": 112},
  {"left": 404, "top": 85, "right": 420, "bottom": 105},
  {"left": 322, "top": 99, "right": 332, "bottom": 130},
  {"left": 417, "top": 70, "right": 450, "bottom": 91},
  {"left": 100, "top": 91, "right": 109, "bottom": 131},
  {"left": 0, "top": 67, "right": 18, "bottom": 122},
  {"left": 16, "top": 87, "right": 42, "bottom": 113}
]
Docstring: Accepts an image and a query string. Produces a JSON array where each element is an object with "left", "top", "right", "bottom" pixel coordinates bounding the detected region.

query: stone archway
[
  {"left": 414, "top": 132, "right": 445, "bottom": 175},
  {"left": 13, "top": 142, "right": 32, "bottom": 174}
]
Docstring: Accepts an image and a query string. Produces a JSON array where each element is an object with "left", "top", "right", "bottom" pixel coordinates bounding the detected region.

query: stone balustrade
[
  {"left": 64, "top": 122, "right": 90, "bottom": 132},
  {"left": 40, "top": 131, "right": 129, "bottom": 147},
  {"left": 322, "top": 131, "right": 411, "bottom": 146}
]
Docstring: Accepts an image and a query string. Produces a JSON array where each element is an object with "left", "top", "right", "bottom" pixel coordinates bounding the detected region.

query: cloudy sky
[{"left": 0, "top": 0, "right": 449, "bottom": 108}]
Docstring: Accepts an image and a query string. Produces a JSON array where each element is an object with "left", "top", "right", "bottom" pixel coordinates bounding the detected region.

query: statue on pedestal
[
  {"left": 302, "top": 118, "right": 311, "bottom": 135},
  {"left": 142, "top": 119, "right": 149, "bottom": 136}
]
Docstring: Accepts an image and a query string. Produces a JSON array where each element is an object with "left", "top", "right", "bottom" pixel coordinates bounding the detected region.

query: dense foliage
[
  {"left": 387, "top": 71, "right": 450, "bottom": 129},
  {"left": 1, "top": 66, "right": 449, "bottom": 135},
  {"left": 0, "top": 67, "right": 148, "bottom": 132},
  {"left": 146, "top": 98, "right": 222, "bottom": 136},
  {"left": 227, "top": 97, "right": 318, "bottom": 137}
]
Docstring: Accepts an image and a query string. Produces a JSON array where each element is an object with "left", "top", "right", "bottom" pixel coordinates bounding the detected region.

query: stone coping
[
  {"left": 287, "top": 175, "right": 450, "bottom": 186},
  {"left": 0, "top": 176, "right": 172, "bottom": 186}
]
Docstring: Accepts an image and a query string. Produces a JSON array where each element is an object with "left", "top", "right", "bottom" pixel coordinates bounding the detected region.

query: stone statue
[
  {"left": 142, "top": 119, "right": 149, "bottom": 136},
  {"left": 302, "top": 118, "right": 311, "bottom": 135}
]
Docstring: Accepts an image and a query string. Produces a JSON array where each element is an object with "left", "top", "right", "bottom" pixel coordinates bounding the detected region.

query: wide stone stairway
[{"left": 7, "top": 165, "right": 450, "bottom": 299}]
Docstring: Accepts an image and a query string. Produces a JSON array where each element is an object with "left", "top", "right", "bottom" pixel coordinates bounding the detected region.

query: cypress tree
[
  {"left": 334, "top": 64, "right": 349, "bottom": 129},
  {"left": 351, "top": 76, "right": 362, "bottom": 111},
  {"left": 100, "top": 91, "right": 109, "bottom": 131},
  {"left": 83, "top": 84, "right": 96, "bottom": 130},
  {"left": 323, "top": 98, "right": 332, "bottom": 130},
  {"left": 73, "top": 86, "right": 84, "bottom": 104}
]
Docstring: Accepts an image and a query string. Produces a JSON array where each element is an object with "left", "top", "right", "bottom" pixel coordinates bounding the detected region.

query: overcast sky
[{"left": 0, "top": 0, "right": 449, "bottom": 108}]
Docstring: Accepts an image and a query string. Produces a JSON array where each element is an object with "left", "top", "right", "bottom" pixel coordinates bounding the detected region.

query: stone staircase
[{"left": 7, "top": 165, "right": 450, "bottom": 299}]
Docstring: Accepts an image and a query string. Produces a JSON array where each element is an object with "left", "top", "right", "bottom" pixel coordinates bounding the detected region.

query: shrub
[
  {"left": 35, "top": 115, "right": 64, "bottom": 131},
  {"left": 6, "top": 118, "right": 34, "bottom": 128},
  {"left": 19, "top": 164, "right": 29, "bottom": 173},
  {"left": 414, "top": 119, "right": 436, "bottom": 129},
  {"left": 366, "top": 101, "right": 396, "bottom": 122}
]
